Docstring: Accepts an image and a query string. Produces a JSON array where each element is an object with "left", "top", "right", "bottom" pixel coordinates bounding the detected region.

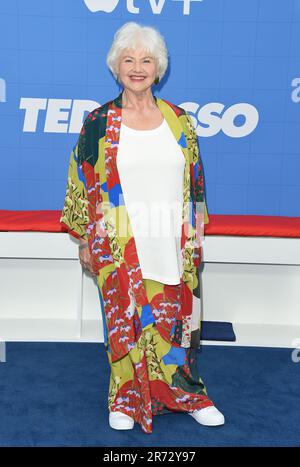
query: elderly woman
[{"left": 60, "top": 21, "right": 224, "bottom": 434}]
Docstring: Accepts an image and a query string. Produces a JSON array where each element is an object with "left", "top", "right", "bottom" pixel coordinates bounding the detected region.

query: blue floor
[{"left": 0, "top": 342, "right": 299, "bottom": 447}]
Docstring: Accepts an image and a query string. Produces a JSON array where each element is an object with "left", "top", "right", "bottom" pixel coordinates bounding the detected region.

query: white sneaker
[
  {"left": 188, "top": 405, "right": 225, "bottom": 426},
  {"left": 109, "top": 411, "right": 135, "bottom": 430}
]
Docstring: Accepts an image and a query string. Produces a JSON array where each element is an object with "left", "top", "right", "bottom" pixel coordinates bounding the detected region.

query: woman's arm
[
  {"left": 184, "top": 111, "right": 209, "bottom": 236},
  {"left": 59, "top": 120, "right": 90, "bottom": 241},
  {"left": 79, "top": 237, "right": 88, "bottom": 247}
]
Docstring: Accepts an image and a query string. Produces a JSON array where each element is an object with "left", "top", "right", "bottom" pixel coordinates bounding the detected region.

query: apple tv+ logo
[
  {"left": 84, "top": 0, "right": 119, "bottom": 13},
  {"left": 84, "top": 0, "right": 203, "bottom": 15}
]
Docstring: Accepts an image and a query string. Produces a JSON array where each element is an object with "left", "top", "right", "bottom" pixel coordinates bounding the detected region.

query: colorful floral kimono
[{"left": 60, "top": 90, "right": 213, "bottom": 433}]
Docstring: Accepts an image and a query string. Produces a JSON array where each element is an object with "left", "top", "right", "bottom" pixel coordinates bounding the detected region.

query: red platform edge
[{"left": 0, "top": 210, "right": 300, "bottom": 238}]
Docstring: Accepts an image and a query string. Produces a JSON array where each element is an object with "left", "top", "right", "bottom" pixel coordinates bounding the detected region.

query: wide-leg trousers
[{"left": 105, "top": 277, "right": 214, "bottom": 434}]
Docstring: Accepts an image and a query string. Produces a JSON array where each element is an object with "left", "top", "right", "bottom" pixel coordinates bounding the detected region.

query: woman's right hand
[{"left": 79, "top": 242, "right": 97, "bottom": 277}]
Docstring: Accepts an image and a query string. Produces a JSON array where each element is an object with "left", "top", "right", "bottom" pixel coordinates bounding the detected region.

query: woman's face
[{"left": 117, "top": 47, "right": 158, "bottom": 92}]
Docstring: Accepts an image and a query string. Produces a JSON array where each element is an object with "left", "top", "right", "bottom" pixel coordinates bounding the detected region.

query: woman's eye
[{"left": 124, "top": 59, "right": 151, "bottom": 63}]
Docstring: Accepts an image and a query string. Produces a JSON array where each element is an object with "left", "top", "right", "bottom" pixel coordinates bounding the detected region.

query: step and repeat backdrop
[{"left": 0, "top": 0, "right": 299, "bottom": 216}]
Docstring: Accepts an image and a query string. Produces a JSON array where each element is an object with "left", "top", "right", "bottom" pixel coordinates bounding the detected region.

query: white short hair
[{"left": 106, "top": 22, "right": 169, "bottom": 83}]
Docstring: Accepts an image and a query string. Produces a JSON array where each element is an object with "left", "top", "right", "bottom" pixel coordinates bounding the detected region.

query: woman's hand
[{"left": 78, "top": 240, "right": 97, "bottom": 277}]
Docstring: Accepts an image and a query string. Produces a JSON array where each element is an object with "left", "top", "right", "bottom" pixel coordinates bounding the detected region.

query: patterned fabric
[
  {"left": 107, "top": 277, "right": 214, "bottom": 434},
  {"left": 60, "top": 90, "right": 209, "bottom": 364}
]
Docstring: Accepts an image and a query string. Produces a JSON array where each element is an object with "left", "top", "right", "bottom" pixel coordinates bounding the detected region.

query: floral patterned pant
[{"left": 105, "top": 277, "right": 214, "bottom": 434}]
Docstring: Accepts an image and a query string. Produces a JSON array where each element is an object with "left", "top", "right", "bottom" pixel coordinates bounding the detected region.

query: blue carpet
[{"left": 0, "top": 342, "right": 299, "bottom": 447}]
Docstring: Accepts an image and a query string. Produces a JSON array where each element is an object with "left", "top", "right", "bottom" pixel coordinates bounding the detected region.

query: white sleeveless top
[{"left": 117, "top": 117, "right": 185, "bottom": 285}]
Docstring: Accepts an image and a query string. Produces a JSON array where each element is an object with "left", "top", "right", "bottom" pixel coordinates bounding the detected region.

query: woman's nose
[{"left": 132, "top": 63, "right": 143, "bottom": 72}]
